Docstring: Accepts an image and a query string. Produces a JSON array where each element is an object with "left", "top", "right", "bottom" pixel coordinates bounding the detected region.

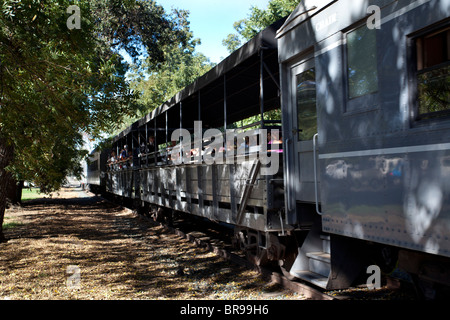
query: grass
[
  {"left": 2, "top": 188, "right": 44, "bottom": 231},
  {"left": 2, "top": 220, "right": 24, "bottom": 231},
  {"left": 21, "top": 188, "right": 45, "bottom": 202}
]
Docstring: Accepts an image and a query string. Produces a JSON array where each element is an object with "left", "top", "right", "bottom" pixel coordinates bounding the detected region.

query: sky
[{"left": 156, "top": 0, "right": 272, "bottom": 63}]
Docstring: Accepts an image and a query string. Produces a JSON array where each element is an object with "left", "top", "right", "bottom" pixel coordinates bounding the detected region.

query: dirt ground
[{"left": 0, "top": 188, "right": 303, "bottom": 300}]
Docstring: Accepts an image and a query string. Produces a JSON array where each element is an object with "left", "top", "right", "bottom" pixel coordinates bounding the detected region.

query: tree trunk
[
  {"left": 0, "top": 136, "right": 14, "bottom": 243},
  {"left": 6, "top": 178, "right": 23, "bottom": 206},
  {"left": 16, "top": 180, "right": 24, "bottom": 205}
]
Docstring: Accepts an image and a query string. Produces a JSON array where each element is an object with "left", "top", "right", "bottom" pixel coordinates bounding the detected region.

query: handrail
[
  {"left": 236, "top": 158, "right": 261, "bottom": 225},
  {"left": 313, "top": 133, "right": 323, "bottom": 215},
  {"left": 285, "top": 138, "right": 293, "bottom": 213}
]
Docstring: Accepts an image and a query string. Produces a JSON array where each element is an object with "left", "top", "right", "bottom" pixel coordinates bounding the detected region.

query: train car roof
[
  {"left": 139, "top": 17, "right": 285, "bottom": 124},
  {"left": 111, "top": 16, "right": 286, "bottom": 144}
]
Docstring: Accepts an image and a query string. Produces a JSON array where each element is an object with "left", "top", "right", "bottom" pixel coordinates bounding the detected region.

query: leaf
[{"left": 0, "top": 0, "right": 190, "bottom": 192}]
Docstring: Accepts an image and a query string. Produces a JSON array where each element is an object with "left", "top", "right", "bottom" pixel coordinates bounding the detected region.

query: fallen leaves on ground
[{"left": 0, "top": 188, "right": 303, "bottom": 300}]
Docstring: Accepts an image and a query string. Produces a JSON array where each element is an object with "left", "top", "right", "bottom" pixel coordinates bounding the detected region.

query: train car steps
[{"left": 291, "top": 233, "right": 331, "bottom": 289}]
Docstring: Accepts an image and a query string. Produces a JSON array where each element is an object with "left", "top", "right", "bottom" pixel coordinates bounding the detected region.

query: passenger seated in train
[
  {"left": 190, "top": 146, "right": 202, "bottom": 158},
  {"left": 107, "top": 151, "right": 118, "bottom": 170},
  {"left": 132, "top": 146, "right": 140, "bottom": 167},
  {"left": 120, "top": 145, "right": 131, "bottom": 160},
  {"left": 226, "top": 136, "right": 237, "bottom": 153},
  {"left": 156, "top": 128, "right": 284, "bottom": 166},
  {"left": 138, "top": 141, "right": 147, "bottom": 166},
  {"left": 267, "top": 130, "right": 283, "bottom": 153},
  {"left": 238, "top": 136, "right": 250, "bottom": 154},
  {"left": 164, "top": 141, "right": 177, "bottom": 163},
  {"left": 170, "top": 141, "right": 182, "bottom": 164},
  {"left": 147, "top": 136, "right": 155, "bottom": 153},
  {"left": 119, "top": 145, "right": 132, "bottom": 169}
]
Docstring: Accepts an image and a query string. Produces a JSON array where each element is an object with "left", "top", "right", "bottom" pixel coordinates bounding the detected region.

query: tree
[
  {"left": 127, "top": 9, "right": 215, "bottom": 121},
  {"left": 222, "top": 0, "right": 301, "bottom": 53},
  {"left": 0, "top": 0, "right": 190, "bottom": 242},
  {"left": 221, "top": 0, "right": 298, "bottom": 126},
  {"left": 128, "top": 47, "right": 214, "bottom": 120}
]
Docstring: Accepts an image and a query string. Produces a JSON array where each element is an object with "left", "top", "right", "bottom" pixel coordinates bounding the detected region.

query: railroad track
[
  {"left": 133, "top": 210, "right": 336, "bottom": 300},
  {"left": 98, "top": 192, "right": 417, "bottom": 300}
]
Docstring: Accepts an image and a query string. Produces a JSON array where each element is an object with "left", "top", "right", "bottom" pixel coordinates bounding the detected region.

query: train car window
[
  {"left": 296, "top": 68, "right": 317, "bottom": 141},
  {"left": 415, "top": 25, "right": 450, "bottom": 120},
  {"left": 346, "top": 24, "right": 378, "bottom": 99}
]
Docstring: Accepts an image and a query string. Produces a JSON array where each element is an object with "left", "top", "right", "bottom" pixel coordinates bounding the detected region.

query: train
[{"left": 87, "top": 0, "right": 450, "bottom": 298}]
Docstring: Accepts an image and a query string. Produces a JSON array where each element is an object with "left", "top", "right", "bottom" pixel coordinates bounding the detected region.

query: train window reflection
[
  {"left": 296, "top": 68, "right": 317, "bottom": 141},
  {"left": 346, "top": 24, "right": 378, "bottom": 99},
  {"left": 416, "top": 26, "right": 450, "bottom": 120}
]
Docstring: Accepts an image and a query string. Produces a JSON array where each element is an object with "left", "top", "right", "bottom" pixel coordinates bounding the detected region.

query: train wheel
[
  {"left": 278, "top": 236, "right": 299, "bottom": 281},
  {"left": 235, "top": 228, "right": 269, "bottom": 267},
  {"left": 247, "top": 247, "right": 269, "bottom": 267}
]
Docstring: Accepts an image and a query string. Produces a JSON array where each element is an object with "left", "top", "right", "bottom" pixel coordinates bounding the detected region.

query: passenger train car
[{"left": 87, "top": 0, "right": 450, "bottom": 297}]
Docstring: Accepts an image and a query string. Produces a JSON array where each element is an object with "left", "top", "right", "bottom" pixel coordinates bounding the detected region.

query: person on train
[
  {"left": 238, "top": 136, "right": 250, "bottom": 154},
  {"left": 147, "top": 136, "right": 155, "bottom": 153}
]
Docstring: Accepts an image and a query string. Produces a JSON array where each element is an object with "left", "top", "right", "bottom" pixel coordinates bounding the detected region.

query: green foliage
[
  {"left": 127, "top": 9, "right": 215, "bottom": 123},
  {"left": 418, "top": 65, "right": 450, "bottom": 118},
  {"left": 236, "top": 109, "right": 282, "bottom": 132},
  {"left": 0, "top": 0, "right": 189, "bottom": 192},
  {"left": 21, "top": 188, "right": 44, "bottom": 202},
  {"left": 222, "top": 0, "right": 301, "bottom": 53},
  {"left": 222, "top": 33, "right": 242, "bottom": 55},
  {"left": 220, "top": 0, "right": 298, "bottom": 126},
  {"left": 2, "top": 221, "right": 24, "bottom": 231}
]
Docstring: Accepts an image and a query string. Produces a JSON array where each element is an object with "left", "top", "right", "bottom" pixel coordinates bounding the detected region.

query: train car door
[{"left": 285, "top": 53, "right": 318, "bottom": 223}]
